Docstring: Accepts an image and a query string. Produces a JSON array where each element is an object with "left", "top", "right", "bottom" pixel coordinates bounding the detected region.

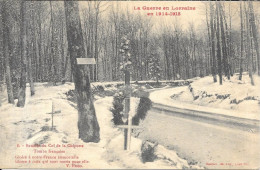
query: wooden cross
[
  {"left": 117, "top": 116, "right": 142, "bottom": 150},
  {"left": 46, "top": 101, "right": 61, "bottom": 130}
]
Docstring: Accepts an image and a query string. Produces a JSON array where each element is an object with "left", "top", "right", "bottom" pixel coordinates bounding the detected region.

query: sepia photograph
[{"left": 0, "top": 0, "right": 259, "bottom": 169}]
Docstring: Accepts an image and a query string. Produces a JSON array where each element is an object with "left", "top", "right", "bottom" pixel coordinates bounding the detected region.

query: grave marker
[
  {"left": 76, "top": 58, "right": 96, "bottom": 81},
  {"left": 117, "top": 122, "right": 142, "bottom": 150},
  {"left": 76, "top": 58, "right": 96, "bottom": 65},
  {"left": 117, "top": 98, "right": 142, "bottom": 150},
  {"left": 46, "top": 100, "right": 61, "bottom": 130}
]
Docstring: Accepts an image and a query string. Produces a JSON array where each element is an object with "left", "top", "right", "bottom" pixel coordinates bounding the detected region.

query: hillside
[{"left": 171, "top": 73, "right": 260, "bottom": 116}]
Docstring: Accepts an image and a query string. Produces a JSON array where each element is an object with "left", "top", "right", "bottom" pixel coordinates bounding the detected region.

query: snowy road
[{"left": 138, "top": 102, "right": 260, "bottom": 169}]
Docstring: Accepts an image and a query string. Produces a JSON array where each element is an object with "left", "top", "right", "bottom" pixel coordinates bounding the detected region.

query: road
[{"left": 138, "top": 105, "right": 260, "bottom": 169}]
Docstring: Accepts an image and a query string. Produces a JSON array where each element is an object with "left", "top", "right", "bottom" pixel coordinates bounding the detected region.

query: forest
[
  {"left": 0, "top": 1, "right": 260, "bottom": 168},
  {"left": 0, "top": 0, "right": 259, "bottom": 106}
]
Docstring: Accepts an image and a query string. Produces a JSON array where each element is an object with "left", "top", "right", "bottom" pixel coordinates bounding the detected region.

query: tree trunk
[
  {"left": 206, "top": 2, "right": 217, "bottom": 82},
  {"left": 216, "top": 2, "right": 222, "bottom": 85},
  {"left": 219, "top": 3, "right": 230, "bottom": 80},
  {"left": 94, "top": 3, "right": 100, "bottom": 82},
  {"left": 0, "top": 2, "right": 3, "bottom": 101},
  {"left": 248, "top": 1, "right": 260, "bottom": 76},
  {"left": 64, "top": 1, "right": 100, "bottom": 143},
  {"left": 228, "top": 2, "right": 233, "bottom": 77},
  {"left": 1, "top": 1, "right": 14, "bottom": 104},
  {"left": 17, "top": 0, "right": 27, "bottom": 107},
  {"left": 239, "top": 1, "right": 244, "bottom": 81},
  {"left": 29, "top": 2, "right": 35, "bottom": 95},
  {"left": 246, "top": 2, "right": 254, "bottom": 85},
  {"left": 50, "top": 1, "right": 56, "bottom": 85},
  {"left": 37, "top": 3, "right": 44, "bottom": 82},
  {"left": 209, "top": 2, "right": 217, "bottom": 82},
  {"left": 28, "top": 41, "right": 35, "bottom": 96}
]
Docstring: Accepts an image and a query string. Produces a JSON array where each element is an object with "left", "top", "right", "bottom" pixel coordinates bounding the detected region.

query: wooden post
[
  {"left": 124, "top": 70, "right": 130, "bottom": 150},
  {"left": 127, "top": 115, "right": 132, "bottom": 150}
]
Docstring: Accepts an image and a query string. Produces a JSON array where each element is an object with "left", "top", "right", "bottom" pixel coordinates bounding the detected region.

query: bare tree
[
  {"left": 248, "top": 1, "right": 260, "bottom": 76},
  {"left": 207, "top": 2, "right": 217, "bottom": 82},
  {"left": 1, "top": 0, "right": 14, "bottom": 104},
  {"left": 17, "top": 0, "right": 27, "bottom": 107},
  {"left": 219, "top": 3, "right": 230, "bottom": 80},
  {"left": 28, "top": 1, "right": 35, "bottom": 96},
  {"left": 239, "top": 1, "right": 244, "bottom": 81},
  {"left": 64, "top": 1, "right": 100, "bottom": 142},
  {"left": 216, "top": 2, "right": 223, "bottom": 85},
  {"left": 245, "top": 2, "right": 254, "bottom": 85}
]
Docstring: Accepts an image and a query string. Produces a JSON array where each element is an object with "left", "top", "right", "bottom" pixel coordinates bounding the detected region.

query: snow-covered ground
[
  {"left": 150, "top": 74, "right": 260, "bottom": 120},
  {"left": 0, "top": 83, "right": 200, "bottom": 169}
]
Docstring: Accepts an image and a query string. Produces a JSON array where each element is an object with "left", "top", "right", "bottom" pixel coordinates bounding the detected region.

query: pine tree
[
  {"left": 149, "top": 50, "right": 161, "bottom": 84},
  {"left": 119, "top": 35, "right": 131, "bottom": 150},
  {"left": 119, "top": 35, "right": 132, "bottom": 72}
]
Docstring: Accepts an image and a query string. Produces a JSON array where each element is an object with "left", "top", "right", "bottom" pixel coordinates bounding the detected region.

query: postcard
[{"left": 0, "top": 0, "right": 259, "bottom": 169}]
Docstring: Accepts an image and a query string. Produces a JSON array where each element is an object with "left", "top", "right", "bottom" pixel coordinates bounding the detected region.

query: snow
[
  {"left": 150, "top": 74, "right": 260, "bottom": 121},
  {"left": 0, "top": 82, "right": 197, "bottom": 169},
  {"left": 138, "top": 106, "right": 260, "bottom": 169}
]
